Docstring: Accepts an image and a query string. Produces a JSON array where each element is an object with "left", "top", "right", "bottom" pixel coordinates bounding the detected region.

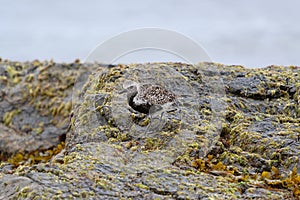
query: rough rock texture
[
  {"left": 0, "top": 59, "right": 299, "bottom": 199},
  {"left": 0, "top": 60, "right": 81, "bottom": 165}
]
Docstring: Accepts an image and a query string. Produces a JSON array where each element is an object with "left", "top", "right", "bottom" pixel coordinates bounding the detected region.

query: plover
[{"left": 123, "top": 80, "right": 177, "bottom": 114}]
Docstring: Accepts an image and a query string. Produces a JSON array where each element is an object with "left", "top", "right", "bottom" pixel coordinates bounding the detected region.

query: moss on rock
[{"left": 0, "top": 60, "right": 299, "bottom": 199}]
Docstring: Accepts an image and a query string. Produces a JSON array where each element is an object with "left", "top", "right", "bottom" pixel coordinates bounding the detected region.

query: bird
[
  {"left": 123, "top": 80, "right": 176, "bottom": 114},
  {"left": 123, "top": 80, "right": 178, "bottom": 134}
]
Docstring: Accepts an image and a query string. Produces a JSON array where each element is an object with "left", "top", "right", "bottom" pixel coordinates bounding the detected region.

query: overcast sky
[{"left": 1, "top": 0, "right": 300, "bottom": 68}]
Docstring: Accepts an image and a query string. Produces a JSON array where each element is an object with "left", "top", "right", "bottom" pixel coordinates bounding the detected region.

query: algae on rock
[{"left": 0, "top": 60, "right": 299, "bottom": 199}]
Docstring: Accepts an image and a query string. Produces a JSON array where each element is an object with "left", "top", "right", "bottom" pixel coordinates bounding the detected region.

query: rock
[
  {"left": 0, "top": 60, "right": 83, "bottom": 163},
  {"left": 0, "top": 60, "right": 299, "bottom": 199}
]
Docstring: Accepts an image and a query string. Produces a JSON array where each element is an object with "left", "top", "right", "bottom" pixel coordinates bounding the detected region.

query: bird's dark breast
[{"left": 127, "top": 89, "right": 151, "bottom": 114}]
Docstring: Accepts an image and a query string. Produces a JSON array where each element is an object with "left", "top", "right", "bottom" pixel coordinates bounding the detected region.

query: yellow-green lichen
[
  {"left": 3, "top": 109, "right": 21, "bottom": 126},
  {"left": 135, "top": 183, "right": 149, "bottom": 190},
  {"left": 7, "top": 142, "right": 65, "bottom": 166}
]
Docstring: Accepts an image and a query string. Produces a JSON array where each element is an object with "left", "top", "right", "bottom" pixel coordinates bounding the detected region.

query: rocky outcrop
[{"left": 0, "top": 60, "right": 299, "bottom": 199}]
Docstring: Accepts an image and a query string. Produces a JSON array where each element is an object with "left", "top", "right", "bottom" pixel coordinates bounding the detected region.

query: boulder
[{"left": 0, "top": 60, "right": 299, "bottom": 199}]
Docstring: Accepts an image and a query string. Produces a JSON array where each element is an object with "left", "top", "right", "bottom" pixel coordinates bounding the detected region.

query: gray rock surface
[{"left": 0, "top": 61, "right": 299, "bottom": 199}]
